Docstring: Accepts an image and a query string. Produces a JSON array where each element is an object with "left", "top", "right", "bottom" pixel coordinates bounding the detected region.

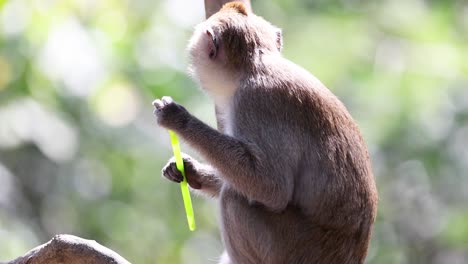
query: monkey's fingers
[
  {"left": 179, "top": 158, "right": 202, "bottom": 190},
  {"left": 152, "top": 99, "right": 163, "bottom": 110},
  {"left": 161, "top": 96, "right": 173, "bottom": 104},
  {"left": 162, "top": 162, "right": 183, "bottom": 183},
  {"left": 162, "top": 159, "right": 202, "bottom": 189},
  {"left": 152, "top": 97, "right": 173, "bottom": 111}
]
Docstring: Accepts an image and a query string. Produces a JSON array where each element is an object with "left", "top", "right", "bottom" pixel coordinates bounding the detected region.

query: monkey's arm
[
  {"left": 154, "top": 97, "right": 292, "bottom": 211},
  {"left": 162, "top": 154, "right": 223, "bottom": 198}
]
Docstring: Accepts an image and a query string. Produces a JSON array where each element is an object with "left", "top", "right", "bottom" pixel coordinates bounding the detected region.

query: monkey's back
[{"left": 218, "top": 54, "right": 377, "bottom": 264}]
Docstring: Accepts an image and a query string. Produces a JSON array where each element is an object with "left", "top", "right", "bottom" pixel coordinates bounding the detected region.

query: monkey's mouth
[{"left": 206, "top": 28, "right": 219, "bottom": 59}]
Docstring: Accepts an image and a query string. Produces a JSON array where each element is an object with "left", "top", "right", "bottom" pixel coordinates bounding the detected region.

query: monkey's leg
[{"left": 162, "top": 153, "right": 223, "bottom": 197}]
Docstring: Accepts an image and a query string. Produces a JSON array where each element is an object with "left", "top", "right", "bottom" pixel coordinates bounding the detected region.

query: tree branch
[{"left": 3, "top": 234, "right": 131, "bottom": 264}]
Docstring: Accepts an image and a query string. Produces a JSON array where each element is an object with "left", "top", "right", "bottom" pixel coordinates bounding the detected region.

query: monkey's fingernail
[
  {"left": 161, "top": 96, "right": 173, "bottom": 104},
  {"left": 152, "top": 99, "right": 163, "bottom": 108}
]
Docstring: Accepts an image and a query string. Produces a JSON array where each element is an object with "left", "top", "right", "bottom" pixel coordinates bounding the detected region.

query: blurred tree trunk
[{"left": 205, "top": 0, "right": 252, "bottom": 18}]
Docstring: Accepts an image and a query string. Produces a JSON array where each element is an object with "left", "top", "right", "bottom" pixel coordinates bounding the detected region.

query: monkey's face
[
  {"left": 187, "top": 2, "right": 282, "bottom": 98},
  {"left": 187, "top": 20, "right": 237, "bottom": 100}
]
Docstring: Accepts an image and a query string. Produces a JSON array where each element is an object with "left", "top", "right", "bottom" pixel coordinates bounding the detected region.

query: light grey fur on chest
[{"left": 216, "top": 100, "right": 235, "bottom": 136}]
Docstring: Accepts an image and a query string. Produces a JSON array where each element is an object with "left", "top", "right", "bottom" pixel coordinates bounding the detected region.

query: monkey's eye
[{"left": 206, "top": 28, "right": 218, "bottom": 59}]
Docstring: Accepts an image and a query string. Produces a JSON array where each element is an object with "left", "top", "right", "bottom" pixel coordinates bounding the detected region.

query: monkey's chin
[
  {"left": 187, "top": 64, "right": 196, "bottom": 79},
  {"left": 186, "top": 60, "right": 239, "bottom": 109},
  {"left": 187, "top": 64, "right": 201, "bottom": 87},
  {"left": 186, "top": 60, "right": 210, "bottom": 92}
]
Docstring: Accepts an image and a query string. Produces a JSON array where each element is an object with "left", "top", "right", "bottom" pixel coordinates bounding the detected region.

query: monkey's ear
[
  {"left": 205, "top": 27, "right": 219, "bottom": 59},
  {"left": 276, "top": 29, "right": 283, "bottom": 52}
]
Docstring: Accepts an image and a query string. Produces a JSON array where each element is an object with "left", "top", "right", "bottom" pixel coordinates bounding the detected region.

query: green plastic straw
[{"left": 168, "top": 130, "right": 196, "bottom": 231}]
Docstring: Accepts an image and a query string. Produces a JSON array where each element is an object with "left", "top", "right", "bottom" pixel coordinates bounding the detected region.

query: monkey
[{"left": 153, "top": 2, "right": 378, "bottom": 264}]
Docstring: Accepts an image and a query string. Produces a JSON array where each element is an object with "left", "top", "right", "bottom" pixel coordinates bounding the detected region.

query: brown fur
[
  {"left": 155, "top": 2, "right": 378, "bottom": 263},
  {"left": 221, "top": 2, "right": 249, "bottom": 16}
]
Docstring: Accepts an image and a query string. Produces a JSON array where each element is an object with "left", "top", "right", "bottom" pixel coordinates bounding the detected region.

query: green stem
[{"left": 169, "top": 130, "right": 196, "bottom": 231}]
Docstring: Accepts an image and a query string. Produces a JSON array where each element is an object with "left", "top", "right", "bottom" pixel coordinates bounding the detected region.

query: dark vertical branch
[{"left": 204, "top": 0, "right": 252, "bottom": 18}]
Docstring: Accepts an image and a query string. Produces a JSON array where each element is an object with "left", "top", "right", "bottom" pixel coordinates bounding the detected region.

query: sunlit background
[{"left": 0, "top": 0, "right": 467, "bottom": 263}]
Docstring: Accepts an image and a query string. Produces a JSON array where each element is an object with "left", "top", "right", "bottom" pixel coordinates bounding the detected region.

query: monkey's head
[{"left": 188, "top": 2, "right": 282, "bottom": 98}]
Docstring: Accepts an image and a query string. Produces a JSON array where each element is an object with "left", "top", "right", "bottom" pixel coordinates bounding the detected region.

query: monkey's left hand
[{"left": 153, "top": 96, "right": 190, "bottom": 130}]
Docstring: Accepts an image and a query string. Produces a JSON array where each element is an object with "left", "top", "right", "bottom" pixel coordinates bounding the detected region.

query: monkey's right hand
[
  {"left": 153, "top": 96, "right": 190, "bottom": 131},
  {"left": 162, "top": 153, "right": 202, "bottom": 190}
]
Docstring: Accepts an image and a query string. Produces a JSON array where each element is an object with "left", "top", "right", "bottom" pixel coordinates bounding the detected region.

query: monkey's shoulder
[
  {"left": 242, "top": 55, "right": 335, "bottom": 102},
  {"left": 238, "top": 57, "right": 347, "bottom": 118},
  {"left": 232, "top": 55, "right": 363, "bottom": 146}
]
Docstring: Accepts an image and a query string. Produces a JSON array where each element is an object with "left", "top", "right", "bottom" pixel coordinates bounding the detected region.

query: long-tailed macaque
[{"left": 153, "top": 2, "right": 378, "bottom": 263}]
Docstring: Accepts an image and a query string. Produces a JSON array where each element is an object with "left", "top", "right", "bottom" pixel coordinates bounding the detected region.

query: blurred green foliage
[{"left": 0, "top": 0, "right": 467, "bottom": 263}]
